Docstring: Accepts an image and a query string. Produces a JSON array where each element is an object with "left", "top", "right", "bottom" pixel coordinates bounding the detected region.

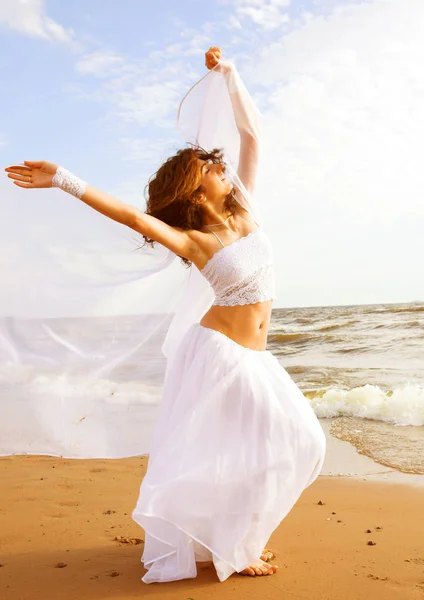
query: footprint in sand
[
  {"left": 113, "top": 536, "right": 144, "bottom": 545},
  {"left": 405, "top": 558, "right": 424, "bottom": 565}
]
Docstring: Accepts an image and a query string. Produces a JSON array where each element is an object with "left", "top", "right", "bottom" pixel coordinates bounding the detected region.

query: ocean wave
[
  {"left": 316, "top": 321, "right": 360, "bottom": 332},
  {"left": 268, "top": 331, "right": 356, "bottom": 346},
  {"left": 335, "top": 346, "right": 374, "bottom": 354},
  {"left": 0, "top": 365, "right": 163, "bottom": 406},
  {"left": 268, "top": 332, "right": 314, "bottom": 344},
  {"left": 387, "top": 306, "right": 424, "bottom": 313},
  {"left": 372, "top": 306, "right": 424, "bottom": 314},
  {"left": 374, "top": 320, "right": 423, "bottom": 330},
  {"left": 2, "top": 365, "right": 423, "bottom": 428},
  {"left": 309, "top": 384, "right": 424, "bottom": 426}
]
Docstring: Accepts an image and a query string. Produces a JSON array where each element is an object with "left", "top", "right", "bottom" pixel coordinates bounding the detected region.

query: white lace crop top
[{"left": 200, "top": 227, "right": 277, "bottom": 307}]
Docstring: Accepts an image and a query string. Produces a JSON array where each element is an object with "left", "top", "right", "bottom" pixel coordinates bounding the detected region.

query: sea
[
  {"left": 1, "top": 301, "right": 423, "bottom": 472},
  {"left": 270, "top": 301, "right": 424, "bottom": 475}
]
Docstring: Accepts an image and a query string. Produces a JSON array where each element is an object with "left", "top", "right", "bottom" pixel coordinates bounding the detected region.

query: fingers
[
  {"left": 12, "top": 181, "right": 33, "bottom": 189},
  {"left": 6, "top": 168, "right": 34, "bottom": 189},
  {"left": 7, "top": 172, "right": 32, "bottom": 183},
  {"left": 5, "top": 165, "right": 32, "bottom": 174},
  {"left": 205, "top": 53, "right": 220, "bottom": 70},
  {"left": 4, "top": 161, "right": 44, "bottom": 177},
  {"left": 205, "top": 45, "right": 222, "bottom": 70},
  {"left": 206, "top": 49, "right": 220, "bottom": 61}
]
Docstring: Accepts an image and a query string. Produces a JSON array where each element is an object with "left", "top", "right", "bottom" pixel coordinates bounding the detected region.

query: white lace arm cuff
[{"left": 52, "top": 166, "right": 87, "bottom": 199}]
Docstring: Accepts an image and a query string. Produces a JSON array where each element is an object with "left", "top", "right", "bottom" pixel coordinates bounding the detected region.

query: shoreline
[{"left": 319, "top": 419, "right": 424, "bottom": 487}]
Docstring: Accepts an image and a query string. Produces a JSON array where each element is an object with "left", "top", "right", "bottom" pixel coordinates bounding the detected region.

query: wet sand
[{"left": 1, "top": 445, "right": 424, "bottom": 600}]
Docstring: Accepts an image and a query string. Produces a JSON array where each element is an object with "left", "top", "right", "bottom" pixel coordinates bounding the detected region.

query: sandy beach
[{"left": 1, "top": 422, "right": 424, "bottom": 600}]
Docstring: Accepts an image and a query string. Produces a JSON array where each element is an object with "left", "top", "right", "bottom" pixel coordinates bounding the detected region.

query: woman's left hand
[{"left": 205, "top": 46, "right": 221, "bottom": 70}]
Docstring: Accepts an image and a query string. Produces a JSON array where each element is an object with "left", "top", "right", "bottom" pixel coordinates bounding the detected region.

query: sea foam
[{"left": 310, "top": 383, "right": 424, "bottom": 426}]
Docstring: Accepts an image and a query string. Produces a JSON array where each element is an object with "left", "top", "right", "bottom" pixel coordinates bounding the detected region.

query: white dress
[{"left": 132, "top": 226, "right": 326, "bottom": 583}]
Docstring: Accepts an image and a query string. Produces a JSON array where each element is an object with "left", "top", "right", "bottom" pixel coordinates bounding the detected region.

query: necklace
[{"left": 205, "top": 214, "right": 232, "bottom": 228}]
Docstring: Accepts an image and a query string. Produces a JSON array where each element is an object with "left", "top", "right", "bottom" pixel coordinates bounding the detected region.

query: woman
[{"left": 5, "top": 47, "right": 326, "bottom": 582}]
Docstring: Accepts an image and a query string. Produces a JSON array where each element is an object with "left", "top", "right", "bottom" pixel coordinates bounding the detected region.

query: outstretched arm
[
  {"left": 5, "top": 161, "right": 136, "bottom": 225},
  {"left": 4, "top": 161, "right": 195, "bottom": 259},
  {"left": 205, "top": 47, "right": 261, "bottom": 195}
]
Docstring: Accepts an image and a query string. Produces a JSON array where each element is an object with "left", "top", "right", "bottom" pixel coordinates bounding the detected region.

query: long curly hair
[{"left": 142, "top": 146, "right": 238, "bottom": 266}]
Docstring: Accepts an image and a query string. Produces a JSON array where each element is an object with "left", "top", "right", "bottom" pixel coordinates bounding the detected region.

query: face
[{"left": 198, "top": 158, "right": 232, "bottom": 201}]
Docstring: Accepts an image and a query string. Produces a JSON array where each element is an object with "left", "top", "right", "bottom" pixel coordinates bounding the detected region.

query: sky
[{"left": 1, "top": 0, "right": 424, "bottom": 315}]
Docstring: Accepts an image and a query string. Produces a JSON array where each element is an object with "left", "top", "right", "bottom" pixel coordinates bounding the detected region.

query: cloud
[
  {"left": 118, "top": 138, "right": 177, "bottom": 167},
  {"left": 246, "top": 0, "right": 424, "bottom": 224},
  {"left": 0, "top": 135, "right": 7, "bottom": 149},
  {"left": 71, "top": 42, "right": 203, "bottom": 133},
  {"left": 228, "top": 0, "right": 291, "bottom": 30},
  {"left": 0, "top": 0, "right": 73, "bottom": 43},
  {"left": 75, "top": 52, "right": 126, "bottom": 78},
  {"left": 113, "top": 81, "right": 181, "bottom": 128},
  {"left": 245, "top": 0, "right": 424, "bottom": 304},
  {"left": 71, "top": 57, "right": 186, "bottom": 130}
]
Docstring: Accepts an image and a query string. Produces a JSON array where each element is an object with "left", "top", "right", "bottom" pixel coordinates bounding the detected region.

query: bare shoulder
[
  {"left": 184, "top": 205, "right": 258, "bottom": 270},
  {"left": 129, "top": 211, "right": 198, "bottom": 261},
  {"left": 129, "top": 210, "right": 210, "bottom": 265},
  {"left": 129, "top": 205, "right": 257, "bottom": 269}
]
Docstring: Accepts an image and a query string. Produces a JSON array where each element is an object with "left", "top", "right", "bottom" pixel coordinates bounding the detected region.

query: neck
[
  {"left": 202, "top": 204, "right": 233, "bottom": 227},
  {"left": 205, "top": 214, "right": 232, "bottom": 227}
]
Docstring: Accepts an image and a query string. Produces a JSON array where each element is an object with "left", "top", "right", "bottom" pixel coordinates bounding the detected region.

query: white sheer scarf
[
  {"left": 163, "top": 59, "right": 263, "bottom": 359},
  {"left": 0, "top": 58, "right": 263, "bottom": 458}
]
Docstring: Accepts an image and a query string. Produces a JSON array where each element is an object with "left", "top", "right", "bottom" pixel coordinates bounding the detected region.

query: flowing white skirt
[{"left": 132, "top": 323, "right": 326, "bottom": 583}]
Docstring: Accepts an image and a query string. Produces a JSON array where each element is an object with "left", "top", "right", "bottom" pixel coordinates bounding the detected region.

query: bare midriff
[{"left": 199, "top": 300, "right": 273, "bottom": 351}]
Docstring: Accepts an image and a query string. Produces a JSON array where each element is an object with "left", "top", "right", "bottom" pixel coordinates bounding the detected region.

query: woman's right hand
[
  {"left": 4, "top": 160, "right": 58, "bottom": 189},
  {"left": 205, "top": 46, "right": 222, "bottom": 70}
]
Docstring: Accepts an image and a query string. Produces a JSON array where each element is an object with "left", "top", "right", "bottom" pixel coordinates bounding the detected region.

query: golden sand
[{"left": 1, "top": 454, "right": 424, "bottom": 600}]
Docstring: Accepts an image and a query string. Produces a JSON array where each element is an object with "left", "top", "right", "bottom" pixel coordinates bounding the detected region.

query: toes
[
  {"left": 240, "top": 560, "right": 279, "bottom": 577},
  {"left": 261, "top": 548, "right": 276, "bottom": 562}
]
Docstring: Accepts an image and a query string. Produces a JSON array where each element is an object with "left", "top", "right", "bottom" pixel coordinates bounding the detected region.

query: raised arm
[
  {"left": 4, "top": 161, "right": 194, "bottom": 259},
  {"left": 205, "top": 47, "right": 261, "bottom": 195}
]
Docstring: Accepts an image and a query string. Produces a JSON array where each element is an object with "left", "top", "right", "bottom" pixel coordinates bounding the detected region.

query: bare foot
[
  {"left": 240, "top": 558, "right": 279, "bottom": 576},
  {"left": 260, "top": 548, "right": 275, "bottom": 562}
]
